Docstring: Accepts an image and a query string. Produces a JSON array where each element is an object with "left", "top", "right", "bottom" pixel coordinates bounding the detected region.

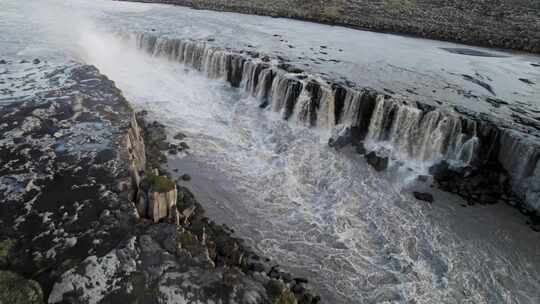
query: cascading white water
[
  {"left": 122, "top": 32, "right": 491, "bottom": 170},
  {"left": 364, "top": 95, "right": 480, "bottom": 167},
  {"left": 115, "top": 32, "right": 540, "bottom": 222}
]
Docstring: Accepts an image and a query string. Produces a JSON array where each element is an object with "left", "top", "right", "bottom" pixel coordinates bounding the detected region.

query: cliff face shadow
[{"left": 440, "top": 47, "right": 508, "bottom": 58}]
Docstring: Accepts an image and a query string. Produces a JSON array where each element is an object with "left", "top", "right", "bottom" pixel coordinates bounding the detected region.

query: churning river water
[{"left": 2, "top": 0, "right": 540, "bottom": 303}]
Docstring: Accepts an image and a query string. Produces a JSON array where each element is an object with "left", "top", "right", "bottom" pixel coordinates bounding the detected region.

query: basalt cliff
[{"left": 0, "top": 63, "right": 318, "bottom": 304}]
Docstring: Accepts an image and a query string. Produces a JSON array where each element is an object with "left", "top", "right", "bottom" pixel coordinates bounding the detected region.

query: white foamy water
[
  {"left": 73, "top": 28, "right": 540, "bottom": 304},
  {"left": 2, "top": 0, "right": 540, "bottom": 303}
]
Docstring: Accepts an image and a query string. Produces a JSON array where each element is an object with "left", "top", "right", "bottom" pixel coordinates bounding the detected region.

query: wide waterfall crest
[{"left": 120, "top": 32, "right": 540, "bottom": 212}]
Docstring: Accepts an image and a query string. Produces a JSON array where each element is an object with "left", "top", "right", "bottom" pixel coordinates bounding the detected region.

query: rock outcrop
[
  {"left": 0, "top": 61, "right": 319, "bottom": 303},
  {"left": 137, "top": 170, "right": 179, "bottom": 224},
  {"left": 0, "top": 64, "right": 142, "bottom": 301},
  {"left": 123, "top": 0, "right": 540, "bottom": 54},
  {"left": 135, "top": 113, "right": 321, "bottom": 304}
]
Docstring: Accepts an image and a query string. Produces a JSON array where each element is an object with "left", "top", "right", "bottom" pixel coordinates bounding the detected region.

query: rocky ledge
[{"left": 0, "top": 64, "right": 318, "bottom": 303}]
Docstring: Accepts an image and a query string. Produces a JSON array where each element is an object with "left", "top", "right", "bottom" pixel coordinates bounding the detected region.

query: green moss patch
[
  {"left": 145, "top": 173, "right": 175, "bottom": 193},
  {"left": 0, "top": 239, "right": 15, "bottom": 266},
  {"left": 178, "top": 231, "right": 198, "bottom": 247},
  {"left": 0, "top": 271, "right": 43, "bottom": 304}
]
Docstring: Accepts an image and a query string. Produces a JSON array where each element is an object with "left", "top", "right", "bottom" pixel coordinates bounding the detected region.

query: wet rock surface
[
  {"left": 0, "top": 64, "right": 143, "bottom": 300},
  {"left": 136, "top": 113, "right": 319, "bottom": 304},
  {"left": 429, "top": 161, "right": 540, "bottom": 230},
  {"left": 413, "top": 192, "right": 434, "bottom": 203},
  {"left": 0, "top": 65, "right": 318, "bottom": 303},
  {"left": 365, "top": 151, "right": 389, "bottom": 172}
]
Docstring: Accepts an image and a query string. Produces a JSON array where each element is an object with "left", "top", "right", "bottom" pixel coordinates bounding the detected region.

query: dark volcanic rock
[
  {"left": 440, "top": 48, "right": 506, "bottom": 57},
  {"left": 0, "top": 64, "right": 319, "bottom": 304},
  {"left": 173, "top": 131, "right": 187, "bottom": 140},
  {"left": 328, "top": 125, "right": 352, "bottom": 149},
  {"left": 136, "top": 118, "right": 320, "bottom": 303},
  {"left": 462, "top": 74, "right": 495, "bottom": 95},
  {"left": 365, "top": 151, "right": 389, "bottom": 172},
  {"left": 485, "top": 97, "right": 509, "bottom": 108},
  {"left": 355, "top": 142, "right": 367, "bottom": 155},
  {"left": 179, "top": 141, "right": 190, "bottom": 151},
  {"left": 277, "top": 63, "right": 303, "bottom": 74},
  {"left": 519, "top": 78, "right": 535, "bottom": 85},
  {"left": 413, "top": 192, "right": 434, "bottom": 203},
  {"left": 427, "top": 160, "right": 532, "bottom": 212},
  {"left": 0, "top": 65, "right": 145, "bottom": 301}
]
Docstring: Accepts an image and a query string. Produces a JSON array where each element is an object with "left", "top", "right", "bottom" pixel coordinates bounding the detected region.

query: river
[{"left": 1, "top": 0, "right": 540, "bottom": 303}]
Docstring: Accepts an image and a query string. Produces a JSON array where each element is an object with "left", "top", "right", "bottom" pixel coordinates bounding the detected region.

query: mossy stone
[
  {"left": 178, "top": 231, "right": 198, "bottom": 247},
  {"left": 0, "top": 270, "right": 43, "bottom": 304},
  {"left": 145, "top": 173, "right": 175, "bottom": 193},
  {"left": 276, "top": 288, "right": 297, "bottom": 304},
  {"left": 0, "top": 239, "right": 15, "bottom": 266},
  {"left": 267, "top": 280, "right": 297, "bottom": 304}
]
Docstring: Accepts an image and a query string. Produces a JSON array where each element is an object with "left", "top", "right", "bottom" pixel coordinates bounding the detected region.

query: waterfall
[
  {"left": 117, "top": 32, "right": 486, "bottom": 167},
  {"left": 364, "top": 96, "right": 479, "bottom": 165},
  {"left": 121, "top": 32, "right": 540, "bottom": 211}
]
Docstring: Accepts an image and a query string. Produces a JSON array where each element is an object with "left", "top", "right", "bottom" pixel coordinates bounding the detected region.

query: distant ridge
[{"left": 122, "top": 0, "right": 540, "bottom": 54}]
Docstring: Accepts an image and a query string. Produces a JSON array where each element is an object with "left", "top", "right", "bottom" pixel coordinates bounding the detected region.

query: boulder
[
  {"left": 266, "top": 280, "right": 297, "bottom": 304},
  {"left": 413, "top": 191, "right": 434, "bottom": 203},
  {"left": 139, "top": 173, "right": 178, "bottom": 223},
  {"left": 429, "top": 161, "right": 454, "bottom": 181},
  {"left": 365, "top": 152, "right": 389, "bottom": 171},
  {"left": 328, "top": 125, "right": 352, "bottom": 149},
  {"left": 173, "top": 132, "right": 187, "bottom": 140},
  {"left": 355, "top": 142, "right": 367, "bottom": 155},
  {"left": 178, "top": 142, "right": 190, "bottom": 151}
]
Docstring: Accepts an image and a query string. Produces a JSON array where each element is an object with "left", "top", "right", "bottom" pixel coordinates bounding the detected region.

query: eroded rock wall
[
  {"left": 0, "top": 64, "right": 142, "bottom": 299},
  {"left": 124, "top": 0, "right": 540, "bottom": 53}
]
